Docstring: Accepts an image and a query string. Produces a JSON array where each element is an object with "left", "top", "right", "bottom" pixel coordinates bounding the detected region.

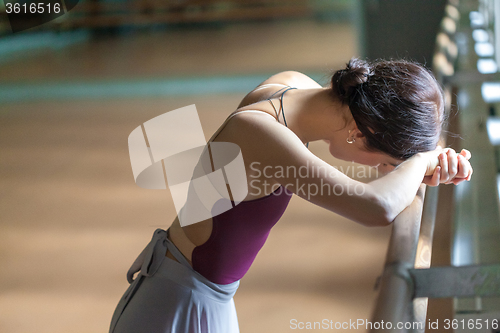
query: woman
[{"left": 109, "top": 58, "right": 472, "bottom": 333}]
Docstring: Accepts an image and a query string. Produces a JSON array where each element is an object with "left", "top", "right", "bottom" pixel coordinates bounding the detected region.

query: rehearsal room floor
[{"left": 0, "top": 20, "right": 393, "bottom": 333}]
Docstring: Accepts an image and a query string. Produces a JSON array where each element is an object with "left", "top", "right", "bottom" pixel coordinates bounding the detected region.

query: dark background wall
[{"left": 361, "top": 0, "right": 447, "bottom": 65}]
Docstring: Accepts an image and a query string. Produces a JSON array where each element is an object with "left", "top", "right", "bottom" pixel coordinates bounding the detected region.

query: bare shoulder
[
  {"left": 238, "top": 71, "right": 321, "bottom": 108},
  {"left": 260, "top": 71, "right": 323, "bottom": 89},
  {"left": 218, "top": 111, "right": 303, "bottom": 147},
  {"left": 215, "top": 111, "right": 313, "bottom": 171}
]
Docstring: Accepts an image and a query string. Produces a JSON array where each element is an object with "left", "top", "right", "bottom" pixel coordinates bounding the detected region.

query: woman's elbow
[
  {"left": 370, "top": 214, "right": 394, "bottom": 227},
  {"left": 362, "top": 193, "right": 396, "bottom": 227},
  {"left": 361, "top": 212, "right": 393, "bottom": 227}
]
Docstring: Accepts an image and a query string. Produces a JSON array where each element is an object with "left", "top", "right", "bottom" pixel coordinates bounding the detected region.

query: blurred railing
[
  {"left": 369, "top": 0, "right": 500, "bottom": 332},
  {"left": 370, "top": 185, "right": 430, "bottom": 333}
]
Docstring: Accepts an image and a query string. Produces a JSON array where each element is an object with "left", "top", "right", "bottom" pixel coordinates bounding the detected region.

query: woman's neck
[{"left": 283, "top": 87, "right": 349, "bottom": 143}]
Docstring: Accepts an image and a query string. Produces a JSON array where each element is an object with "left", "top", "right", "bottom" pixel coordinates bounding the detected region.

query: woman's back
[{"left": 168, "top": 82, "right": 302, "bottom": 283}]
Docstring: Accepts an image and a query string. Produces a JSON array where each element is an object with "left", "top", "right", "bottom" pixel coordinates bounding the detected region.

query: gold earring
[{"left": 347, "top": 130, "right": 355, "bottom": 144}]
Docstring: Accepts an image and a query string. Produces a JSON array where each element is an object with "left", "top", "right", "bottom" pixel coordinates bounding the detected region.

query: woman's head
[{"left": 331, "top": 58, "right": 445, "bottom": 160}]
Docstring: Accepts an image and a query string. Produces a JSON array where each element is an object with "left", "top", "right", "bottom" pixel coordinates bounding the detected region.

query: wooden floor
[{"left": 0, "top": 20, "right": 392, "bottom": 333}]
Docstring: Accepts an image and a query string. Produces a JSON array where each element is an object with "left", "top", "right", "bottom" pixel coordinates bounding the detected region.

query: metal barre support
[
  {"left": 370, "top": 185, "right": 426, "bottom": 333},
  {"left": 411, "top": 264, "right": 500, "bottom": 299}
]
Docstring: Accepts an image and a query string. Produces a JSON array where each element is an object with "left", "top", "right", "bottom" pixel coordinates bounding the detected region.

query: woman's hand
[{"left": 421, "top": 147, "right": 473, "bottom": 186}]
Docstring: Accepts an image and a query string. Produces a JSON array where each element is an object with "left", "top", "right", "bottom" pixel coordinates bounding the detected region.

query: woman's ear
[
  {"left": 346, "top": 125, "right": 364, "bottom": 145},
  {"left": 352, "top": 127, "right": 365, "bottom": 139}
]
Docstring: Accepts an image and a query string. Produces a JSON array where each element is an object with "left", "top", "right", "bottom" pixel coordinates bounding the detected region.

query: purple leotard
[
  {"left": 192, "top": 186, "right": 293, "bottom": 284},
  {"left": 191, "top": 86, "right": 297, "bottom": 285}
]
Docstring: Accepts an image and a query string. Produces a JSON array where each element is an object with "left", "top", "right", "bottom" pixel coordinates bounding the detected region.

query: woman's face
[
  {"left": 349, "top": 149, "right": 403, "bottom": 174},
  {"left": 326, "top": 138, "right": 403, "bottom": 174}
]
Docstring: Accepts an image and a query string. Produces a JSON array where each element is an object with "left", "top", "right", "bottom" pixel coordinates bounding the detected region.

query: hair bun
[{"left": 332, "top": 58, "right": 373, "bottom": 102}]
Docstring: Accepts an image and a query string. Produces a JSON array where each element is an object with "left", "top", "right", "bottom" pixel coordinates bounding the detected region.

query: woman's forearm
[{"left": 367, "top": 154, "right": 429, "bottom": 223}]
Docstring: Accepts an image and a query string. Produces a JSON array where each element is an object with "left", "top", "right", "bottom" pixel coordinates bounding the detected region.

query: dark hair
[{"left": 331, "top": 58, "right": 445, "bottom": 160}]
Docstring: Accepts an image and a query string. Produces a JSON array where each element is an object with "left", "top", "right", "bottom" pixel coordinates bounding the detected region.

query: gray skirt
[{"left": 109, "top": 229, "right": 240, "bottom": 333}]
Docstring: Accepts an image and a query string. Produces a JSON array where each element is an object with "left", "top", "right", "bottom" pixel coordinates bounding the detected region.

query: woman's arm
[
  {"left": 232, "top": 114, "right": 471, "bottom": 227},
  {"left": 369, "top": 148, "right": 471, "bottom": 223}
]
